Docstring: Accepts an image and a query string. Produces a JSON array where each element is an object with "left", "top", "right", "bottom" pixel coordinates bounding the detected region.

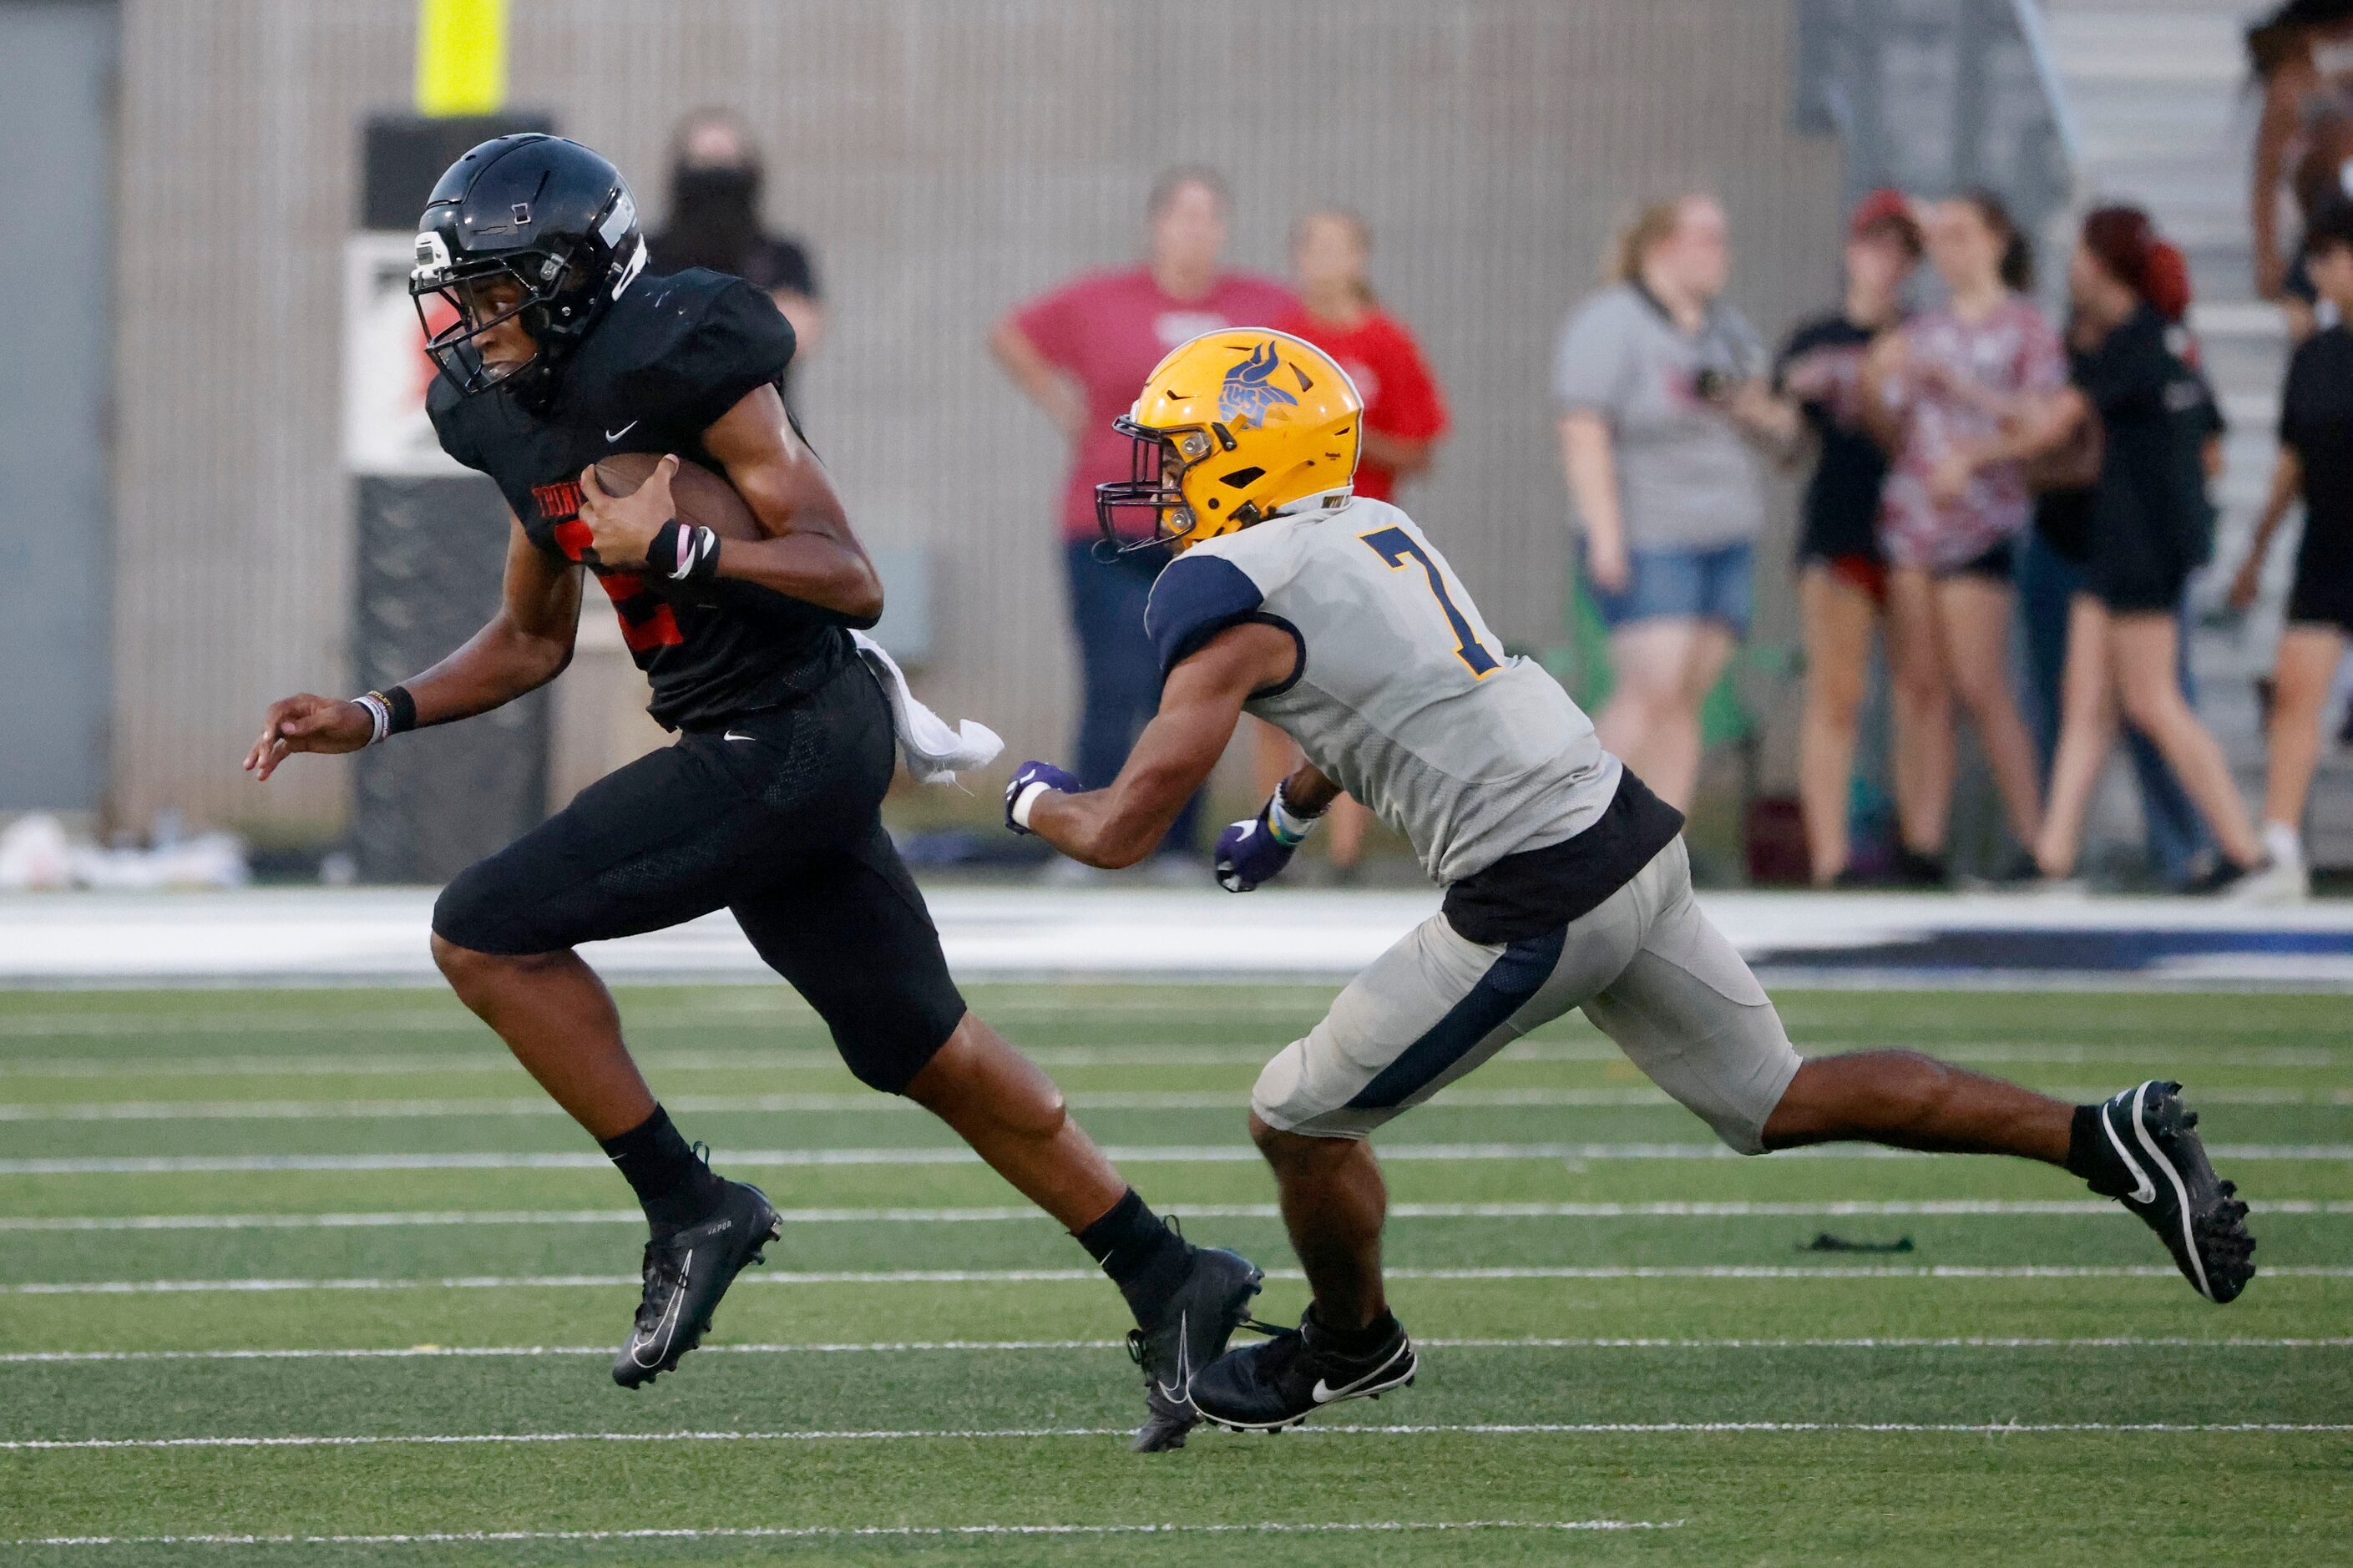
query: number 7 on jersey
[{"left": 1359, "top": 526, "right": 1500, "bottom": 677}]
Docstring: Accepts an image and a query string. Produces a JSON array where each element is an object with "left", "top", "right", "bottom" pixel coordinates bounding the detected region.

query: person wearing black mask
[{"left": 652, "top": 109, "right": 824, "bottom": 410}]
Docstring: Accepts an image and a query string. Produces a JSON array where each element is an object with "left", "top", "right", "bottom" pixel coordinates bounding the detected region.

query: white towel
[{"left": 851, "top": 630, "right": 1003, "bottom": 785}]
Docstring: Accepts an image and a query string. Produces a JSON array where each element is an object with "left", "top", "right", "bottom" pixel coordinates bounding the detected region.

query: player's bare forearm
[
  {"left": 1281, "top": 761, "right": 1343, "bottom": 817},
  {"left": 406, "top": 518, "right": 583, "bottom": 726},
  {"left": 701, "top": 384, "right": 883, "bottom": 623},
  {"left": 245, "top": 518, "right": 577, "bottom": 780},
  {"left": 1030, "top": 621, "right": 1298, "bottom": 868}
]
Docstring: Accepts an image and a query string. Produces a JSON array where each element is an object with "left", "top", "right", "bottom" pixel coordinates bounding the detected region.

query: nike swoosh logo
[
  {"left": 2103, "top": 1106, "right": 2158, "bottom": 1206},
  {"left": 606, "top": 421, "right": 639, "bottom": 442},
  {"left": 1310, "top": 1377, "right": 1347, "bottom": 1404},
  {"left": 722, "top": 731, "right": 754, "bottom": 743},
  {"left": 630, "top": 1256, "right": 691, "bottom": 1368},
  {"left": 1156, "top": 1310, "right": 1191, "bottom": 1403}
]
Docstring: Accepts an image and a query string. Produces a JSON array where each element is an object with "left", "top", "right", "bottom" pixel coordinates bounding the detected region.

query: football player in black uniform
[{"left": 243, "top": 135, "right": 1259, "bottom": 1449}]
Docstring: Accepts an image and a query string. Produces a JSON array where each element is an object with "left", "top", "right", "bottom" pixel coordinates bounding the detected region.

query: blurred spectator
[
  {"left": 1254, "top": 209, "right": 1451, "bottom": 878},
  {"left": 1556, "top": 195, "right": 1777, "bottom": 811},
  {"left": 2249, "top": 0, "right": 2353, "bottom": 339},
  {"left": 2229, "top": 200, "right": 2353, "bottom": 902},
  {"left": 991, "top": 169, "right": 1293, "bottom": 866},
  {"left": 1861, "top": 191, "right": 2055, "bottom": 883},
  {"left": 2027, "top": 206, "right": 2268, "bottom": 893},
  {"left": 2021, "top": 230, "right": 2219, "bottom": 888},
  {"left": 651, "top": 109, "right": 824, "bottom": 407},
  {"left": 1763, "top": 190, "right": 1923, "bottom": 884}
]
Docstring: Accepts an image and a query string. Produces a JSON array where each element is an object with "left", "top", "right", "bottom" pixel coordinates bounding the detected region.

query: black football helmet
[{"left": 409, "top": 134, "right": 647, "bottom": 402}]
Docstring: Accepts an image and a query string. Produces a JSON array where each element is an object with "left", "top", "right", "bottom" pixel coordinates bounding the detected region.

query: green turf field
[{"left": 0, "top": 983, "right": 2345, "bottom": 1565}]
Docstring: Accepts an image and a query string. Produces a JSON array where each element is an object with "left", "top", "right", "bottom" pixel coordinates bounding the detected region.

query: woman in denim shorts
[{"left": 1556, "top": 195, "right": 1780, "bottom": 809}]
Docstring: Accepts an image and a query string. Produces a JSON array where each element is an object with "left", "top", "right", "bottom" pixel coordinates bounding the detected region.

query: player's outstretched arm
[
  {"left": 244, "top": 515, "right": 580, "bottom": 781},
  {"left": 698, "top": 384, "right": 883, "bottom": 624},
  {"left": 1015, "top": 621, "right": 1299, "bottom": 869}
]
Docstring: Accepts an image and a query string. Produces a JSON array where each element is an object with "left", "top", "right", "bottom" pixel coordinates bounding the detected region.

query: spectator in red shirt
[
  {"left": 992, "top": 169, "right": 1294, "bottom": 867},
  {"left": 1256, "top": 209, "right": 1451, "bottom": 876}
]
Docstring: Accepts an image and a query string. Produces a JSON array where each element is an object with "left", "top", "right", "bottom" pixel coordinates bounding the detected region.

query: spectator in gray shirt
[{"left": 1556, "top": 195, "right": 1779, "bottom": 809}]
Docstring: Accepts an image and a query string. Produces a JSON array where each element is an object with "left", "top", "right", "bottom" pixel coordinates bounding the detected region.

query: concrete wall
[{"left": 110, "top": 0, "right": 1844, "bottom": 842}]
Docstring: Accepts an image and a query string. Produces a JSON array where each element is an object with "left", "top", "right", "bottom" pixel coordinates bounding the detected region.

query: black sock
[
  {"left": 2064, "top": 1102, "right": 2132, "bottom": 1196},
  {"left": 1308, "top": 1302, "right": 1399, "bottom": 1358},
  {"left": 599, "top": 1105, "right": 724, "bottom": 1234},
  {"left": 1074, "top": 1189, "right": 1192, "bottom": 1321}
]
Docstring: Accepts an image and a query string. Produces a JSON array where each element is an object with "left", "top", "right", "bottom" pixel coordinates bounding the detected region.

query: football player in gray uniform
[{"left": 1006, "top": 330, "right": 2254, "bottom": 1434}]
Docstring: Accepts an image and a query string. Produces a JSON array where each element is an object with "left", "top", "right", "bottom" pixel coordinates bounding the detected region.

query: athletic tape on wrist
[
  {"left": 352, "top": 692, "right": 391, "bottom": 746},
  {"left": 1267, "top": 783, "right": 1322, "bottom": 847},
  {"left": 650, "top": 518, "right": 721, "bottom": 585},
  {"left": 1011, "top": 780, "right": 1053, "bottom": 831}
]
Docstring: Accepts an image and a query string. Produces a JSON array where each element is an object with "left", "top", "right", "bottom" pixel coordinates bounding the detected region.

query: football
[{"left": 593, "top": 451, "right": 765, "bottom": 543}]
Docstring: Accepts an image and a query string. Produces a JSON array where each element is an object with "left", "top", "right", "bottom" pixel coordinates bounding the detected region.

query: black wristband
[
  {"left": 383, "top": 684, "right": 417, "bottom": 735},
  {"left": 648, "top": 518, "right": 721, "bottom": 585}
]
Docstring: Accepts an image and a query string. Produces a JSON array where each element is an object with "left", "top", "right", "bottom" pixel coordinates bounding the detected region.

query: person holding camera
[{"left": 1556, "top": 195, "right": 1777, "bottom": 811}]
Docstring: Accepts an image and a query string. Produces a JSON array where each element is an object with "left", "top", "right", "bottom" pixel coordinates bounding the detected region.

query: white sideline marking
[
  {"left": 15, "top": 1520, "right": 1684, "bottom": 1547},
  {"left": 5, "top": 1198, "right": 2341, "bottom": 1232},
  {"left": 8, "top": 1265, "right": 2348, "bottom": 1296},
  {"left": 0, "top": 1086, "right": 1683, "bottom": 1122},
  {"left": 4, "top": 1423, "right": 2344, "bottom": 1453},
  {"left": 8, "top": 1336, "right": 2343, "bottom": 1365},
  {"left": 7, "top": 1141, "right": 2346, "bottom": 1176}
]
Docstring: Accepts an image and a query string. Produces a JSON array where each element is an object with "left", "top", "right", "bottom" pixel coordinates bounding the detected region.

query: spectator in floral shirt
[{"left": 1863, "top": 190, "right": 2061, "bottom": 882}]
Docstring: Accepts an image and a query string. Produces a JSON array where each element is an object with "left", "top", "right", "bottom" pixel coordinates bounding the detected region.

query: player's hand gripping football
[
  {"left": 576, "top": 453, "right": 679, "bottom": 568},
  {"left": 242, "top": 695, "right": 375, "bottom": 781}
]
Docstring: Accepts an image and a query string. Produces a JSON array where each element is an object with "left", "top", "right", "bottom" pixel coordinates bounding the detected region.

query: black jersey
[
  {"left": 428, "top": 268, "right": 853, "bottom": 731},
  {"left": 1775, "top": 314, "right": 1890, "bottom": 562},
  {"left": 2282, "top": 324, "right": 2353, "bottom": 625}
]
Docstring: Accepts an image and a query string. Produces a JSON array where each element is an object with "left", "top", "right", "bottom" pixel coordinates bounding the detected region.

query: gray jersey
[{"left": 1145, "top": 498, "right": 1622, "bottom": 885}]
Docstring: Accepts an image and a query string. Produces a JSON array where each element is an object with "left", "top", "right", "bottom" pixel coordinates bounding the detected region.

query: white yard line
[
  {"left": 8, "top": 1265, "right": 2349, "bottom": 1296},
  {"left": 7, "top": 1142, "right": 2347, "bottom": 1176},
  {"left": 7, "top": 1336, "right": 2343, "bottom": 1365},
  {"left": 3, "top": 1084, "right": 2345, "bottom": 1120},
  {"left": 16, "top": 1520, "right": 1683, "bottom": 1547},
  {"left": 0, "top": 1087, "right": 1688, "bottom": 1122},
  {"left": 4, "top": 1422, "right": 2344, "bottom": 1454},
  {"left": 5, "top": 1198, "right": 2346, "bottom": 1232},
  {"left": 3, "top": 1038, "right": 2344, "bottom": 1078}
]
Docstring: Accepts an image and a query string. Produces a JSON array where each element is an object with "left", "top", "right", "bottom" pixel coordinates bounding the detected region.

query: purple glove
[
  {"left": 1004, "top": 760, "right": 1081, "bottom": 835},
  {"left": 1214, "top": 804, "right": 1300, "bottom": 893}
]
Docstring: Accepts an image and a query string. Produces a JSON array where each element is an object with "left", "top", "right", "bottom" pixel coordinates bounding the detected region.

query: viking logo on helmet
[{"left": 1218, "top": 340, "right": 1300, "bottom": 427}]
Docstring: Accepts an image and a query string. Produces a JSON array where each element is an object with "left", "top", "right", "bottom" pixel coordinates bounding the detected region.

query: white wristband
[
  {"left": 352, "top": 692, "right": 392, "bottom": 746},
  {"left": 1268, "top": 783, "right": 1322, "bottom": 846},
  {"left": 1011, "top": 780, "right": 1053, "bottom": 831}
]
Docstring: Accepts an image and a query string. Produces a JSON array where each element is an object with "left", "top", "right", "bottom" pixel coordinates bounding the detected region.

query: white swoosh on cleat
[
  {"left": 630, "top": 1256, "right": 691, "bottom": 1368},
  {"left": 2103, "top": 1102, "right": 2158, "bottom": 1206},
  {"left": 1156, "top": 1311, "right": 1189, "bottom": 1404}
]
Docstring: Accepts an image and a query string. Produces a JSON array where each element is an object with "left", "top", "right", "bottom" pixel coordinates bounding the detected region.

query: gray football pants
[{"left": 1251, "top": 837, "right": 1801, "bottom": 1153}]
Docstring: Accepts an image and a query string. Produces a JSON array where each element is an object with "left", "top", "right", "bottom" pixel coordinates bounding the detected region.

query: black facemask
[{"left": 663, "top": 164, "right": 762, "bottom": 273}]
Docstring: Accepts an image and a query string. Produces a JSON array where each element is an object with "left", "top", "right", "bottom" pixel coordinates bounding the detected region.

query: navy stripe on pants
[{"left": 1345, "top": 926, "right": 1567, "bottom": 1110}]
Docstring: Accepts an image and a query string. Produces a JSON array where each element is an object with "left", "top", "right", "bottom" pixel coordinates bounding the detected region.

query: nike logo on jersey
[
  {"left": 606, "top": 421, "right": 639, "bottom": 443},
  {"left": 722, "top": 731, "right": 754, "bottom": 743}
]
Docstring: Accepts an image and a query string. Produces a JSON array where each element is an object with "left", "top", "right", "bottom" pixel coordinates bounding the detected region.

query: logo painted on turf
[{"left": 1217, "top": 341, "right": 1298, "bottom": 428}]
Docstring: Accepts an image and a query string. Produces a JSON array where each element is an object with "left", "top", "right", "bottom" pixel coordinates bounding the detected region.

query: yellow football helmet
[{"left": 1096, "top": 330, "right": 1362, "bottom": 554}]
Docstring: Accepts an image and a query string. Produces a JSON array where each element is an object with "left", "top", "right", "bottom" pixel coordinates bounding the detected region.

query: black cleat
[
  {"left": 2087, "top": 1081, "right": 2255, "bottom": 1303},
  {"left": 1125, "top": 1243, "right": 1264, "bottom": 1452},
  {"left": 611, "top": 1178, "right": 781, "bottom": 1388},
  {"left": 1191, "top": 1308, "right": 1418, "bottom": 1432}
]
